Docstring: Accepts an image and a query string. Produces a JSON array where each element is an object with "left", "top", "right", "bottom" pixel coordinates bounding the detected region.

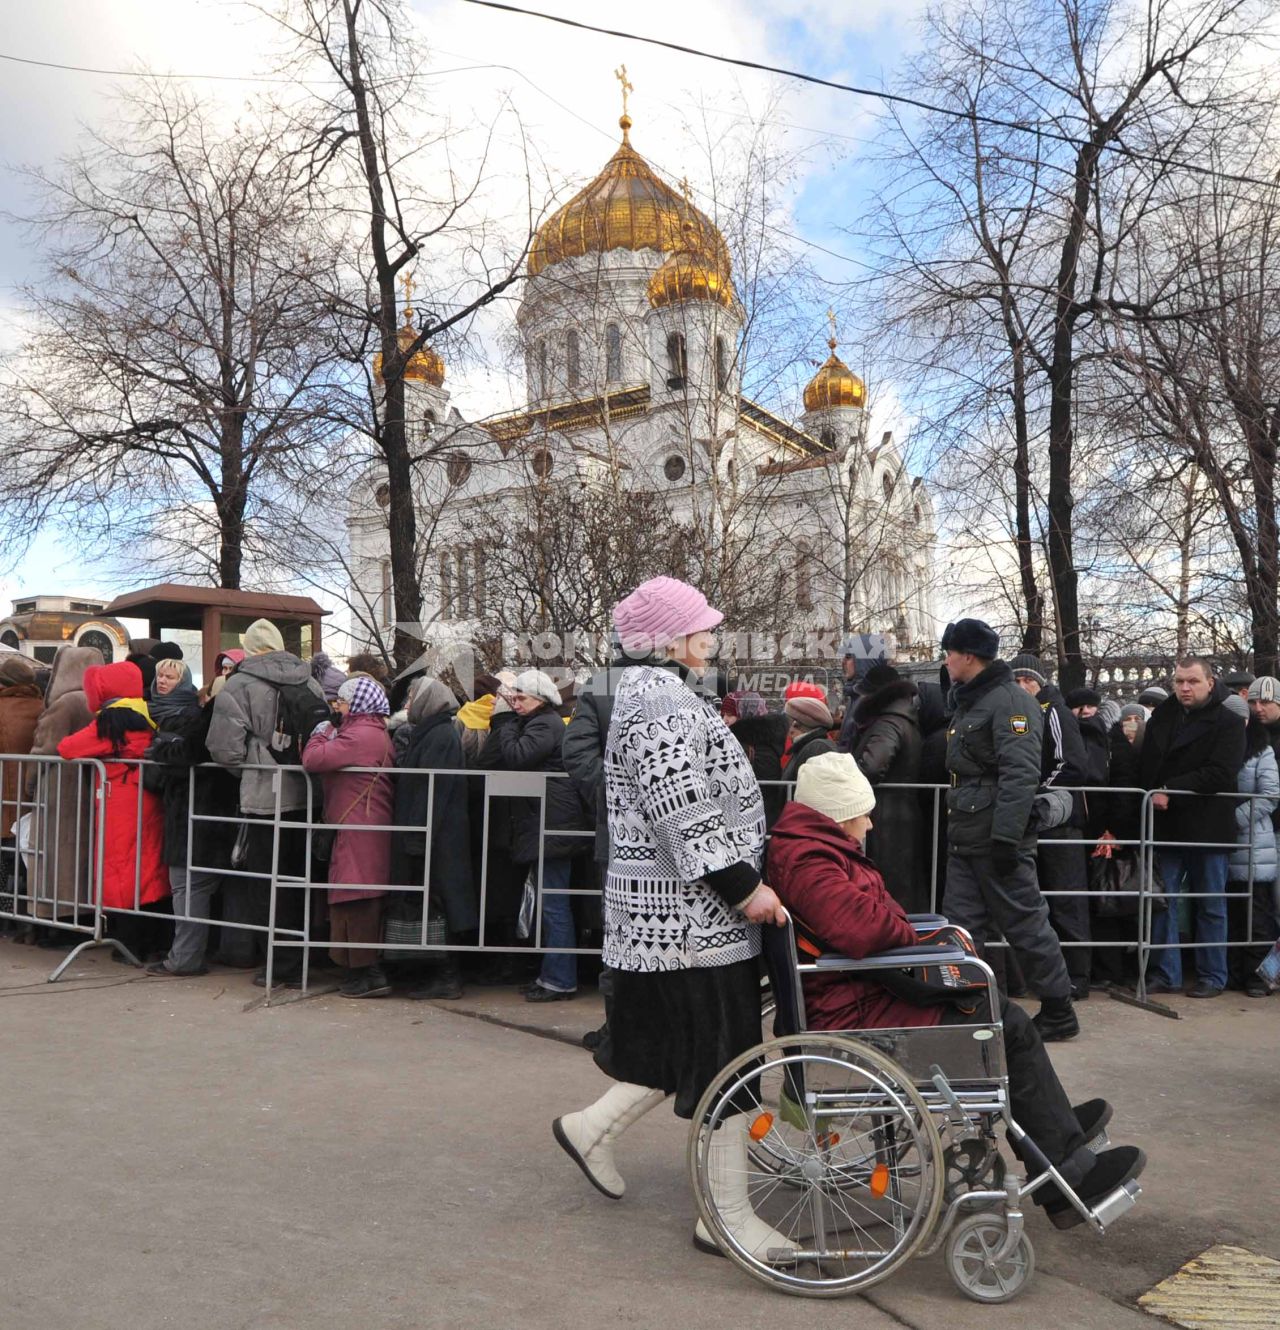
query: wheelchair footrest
[
  {"left": 1090, "top": 1179, "right": 1141, "bottom": 1229},
  {"left": 1085, "top": 1126, "right": 1112, "bottom": 1153}
]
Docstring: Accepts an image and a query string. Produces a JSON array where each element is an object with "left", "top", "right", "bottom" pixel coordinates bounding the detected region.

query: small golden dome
[
  {"left": 803, "top": 338, "right": 865, "bottom": 412},
  {"left": 373, "top": 305, "right": 445, "bottom": 388},
  {"left": 647, "top": 219, "right": 737, "bottom": 311},
  {"left": 528, "top": 122, "right": 729, "bottom": 277}
]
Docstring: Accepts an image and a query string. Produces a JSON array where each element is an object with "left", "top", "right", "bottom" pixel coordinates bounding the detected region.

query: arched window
[
  {"left": 472, "top": 543, "right": 487, "bottom": 618},
  {"left": 537, "top": 340, "right": 548, "bottom": 398},
  {"left": 819, "top": 426, "right": 836, "bottom": 449},
  {"left": 531, "top": 448, "right": 553, "bottom": 479},
  {"left": 455, "top": 549, "right": 471, "bottom": 618},
  {"left": 380, "top": 560, "right": 392, "bottom": 626},
  {"left": 438, "top": 552, "right": 453, "bottom": 618},
  {"left": 795, "top": 541, "right": 814, "bottom": 611},
  {"left": 715, "top": 336, "right": 729, "bottom": 391},
  {"left": 423, "top": 408, "right": 436, "bottom": 437},
  {"left": 664, "top": 454, "right": 686, "bottom": 482},
  {"left": 605, "top": 324, "right": 622, "bottom": 381},
  {"left": 666, "top": 332, "right": 687, "bottom": 387},
  {"left": 565, "top": 330, "right": 581, "bottom": 390},
  {"left": 0, "top": 630, "right": 19, "bottom": 650},
  {"left": 882, "top": 472, "right": 894, "bottom": 501},
  {"left": 77, "top": 629, "right": 114, "bottom": 663}
]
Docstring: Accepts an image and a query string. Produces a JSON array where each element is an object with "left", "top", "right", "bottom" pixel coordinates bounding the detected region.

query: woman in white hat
[
  {"left": 484, "top": 668, "right": 592, "bottom": 1002},
  {"left": 552, "top": 577, "right": 791, "bottom": 1260}
]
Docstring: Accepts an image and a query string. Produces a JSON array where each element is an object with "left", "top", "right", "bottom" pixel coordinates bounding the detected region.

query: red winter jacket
[
  {"left": 57, "top": 662, "right": 169, "bottom": 910},
  {"left": 766, "top": 801, "right": 942, "bottom": 1033}
]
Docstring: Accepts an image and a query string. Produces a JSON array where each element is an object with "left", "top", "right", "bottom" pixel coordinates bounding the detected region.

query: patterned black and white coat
[{"left": 603, "top": 664, "right": 765, "bottom": 972}]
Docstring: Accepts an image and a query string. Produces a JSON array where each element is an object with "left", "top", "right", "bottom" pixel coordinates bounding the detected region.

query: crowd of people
[{"left": 1, "top": 607, "right": 1277, "bottom": 1019}]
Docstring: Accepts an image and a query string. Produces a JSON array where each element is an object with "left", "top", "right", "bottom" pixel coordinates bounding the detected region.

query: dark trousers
[
  {"left": 1228, "top": 878, "right": 1280, "bottom": 985},
  {"left": 219, "top": 816, "right": 308, "bottom": 975},
  {"left": 944, "top": 848, "right": 1072, "bottom": 1001},
  {"left": 943, "top": 997, "right": 1092, "bottom": 1185},
  {"left": 1038, "top": 830, "right": 1091, "bottom": 987}
]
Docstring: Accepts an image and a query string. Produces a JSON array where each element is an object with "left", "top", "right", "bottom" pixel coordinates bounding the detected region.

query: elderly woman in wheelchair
[{"left": 686, "top": 751, "right": 1145, "bottom": 1302}]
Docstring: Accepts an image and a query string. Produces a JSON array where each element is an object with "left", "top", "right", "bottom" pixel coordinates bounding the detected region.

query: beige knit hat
[
  {"left": 240, "top": 618, "right": 285, "bottom": 656},
  {"left": 794, "top": 751, "right": 875, "bottom": 823}
]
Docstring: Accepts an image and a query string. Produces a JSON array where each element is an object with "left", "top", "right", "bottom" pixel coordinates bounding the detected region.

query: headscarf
[
  {"left": 241, "top": 619, "right": 284, "bottom": 656},
  {"left": 214, "top": 648, "right": 246, "bottom": 674},
  {"left": 338, "top": 674, "right": 390, "bottom": 717},
  {"left": 149, "top": 662, "right": 201, "bottom": 724},
  {"left": 408, "top": 678, "right": 457, "bottom": 725},
  {"left": 722, "top": 690, "right": 767, "bottom": 722}
]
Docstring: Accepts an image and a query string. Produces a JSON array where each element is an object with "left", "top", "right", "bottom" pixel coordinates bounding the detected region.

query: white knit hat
[
  {"left": 513, "top": 668, "right": 562, "bottom": 708},
  {"left": 794, "top": 751, "right": 875, "bottom": 823}
]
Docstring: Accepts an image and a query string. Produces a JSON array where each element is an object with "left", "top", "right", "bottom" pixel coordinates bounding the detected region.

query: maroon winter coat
[
  {"left": 766, "top": 801, "right": 942, "bottom": 1033},
  {"left": 302, "top": 713, "right": 394, "bottom": 905}
]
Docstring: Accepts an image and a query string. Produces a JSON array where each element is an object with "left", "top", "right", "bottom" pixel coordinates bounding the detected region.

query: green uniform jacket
[{"left": 945, "top": 659, "right": 1043, "bottom": 854}]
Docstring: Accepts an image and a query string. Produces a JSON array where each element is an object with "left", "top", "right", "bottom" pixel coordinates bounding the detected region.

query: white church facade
[{"left": 347, "top": 104, "right": 935, "bottom": 665}]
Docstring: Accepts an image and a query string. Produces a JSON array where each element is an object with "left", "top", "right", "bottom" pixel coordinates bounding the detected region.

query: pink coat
[{"left": 302, "top": 714, "right": 394, "bottom": 904}]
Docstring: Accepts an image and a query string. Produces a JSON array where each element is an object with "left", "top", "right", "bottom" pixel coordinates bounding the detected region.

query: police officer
[{"left": 940, "top": 619, "right": 1078, "bottom": 1041}]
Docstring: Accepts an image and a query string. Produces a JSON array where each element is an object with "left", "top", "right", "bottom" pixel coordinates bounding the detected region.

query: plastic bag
[{"left": 516, "top": 869, "right": 537, "bottom": 940}]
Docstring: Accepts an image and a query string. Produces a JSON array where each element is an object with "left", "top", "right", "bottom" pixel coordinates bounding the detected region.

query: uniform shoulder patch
[{"left": 1010, "top": 715, "right": 1030, "bottom": 735}]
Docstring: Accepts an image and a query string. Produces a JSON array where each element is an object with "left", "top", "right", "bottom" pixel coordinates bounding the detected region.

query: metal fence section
[{"left": 3, "top": 753, "right": 1277, "bottom": 1005}]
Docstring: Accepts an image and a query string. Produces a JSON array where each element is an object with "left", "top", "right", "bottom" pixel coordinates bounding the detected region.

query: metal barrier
[{"left": 3, "top": 751, "right": 1276, "bottom": 1006}]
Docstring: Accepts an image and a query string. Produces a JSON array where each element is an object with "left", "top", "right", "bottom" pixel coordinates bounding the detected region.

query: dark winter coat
[
  {"left": 849, "top": 678, "right": 927, "bottom": 912},
  {"left": 1033, "top": 683, "right": 1089, "bottom": 830},
  {"left": 1138, "top": 682, "right": 1246, "bottom": 848},
  {"left": 767, "top": 801, "right": 942, "bottom": 1033},
  {"left": 730, "top": 711, "right": 789, "bottom": 826},
  {"left": 1100, "top": 724, "right": 1145, "bottom": 845},
  {"left": 562, "top": 661, "right": 627, "bottom": 865},
  {"left": 945, "top": 660, "right": 1043, "bottom": 853},
  {"left": 786, "top": 726, "right": 837, "bottom": 782},
  {"left": 143, "top": 703, "right": 241, "bottom": 870},
  {"left": 394, "top": 710, "right": 477, "bottom": 933},
  {"left": 483, "top": 706, "right": 591, "bottom": 863},
  {"left": 1074, "top": 711, "right": 1111, "bottom": 838}
]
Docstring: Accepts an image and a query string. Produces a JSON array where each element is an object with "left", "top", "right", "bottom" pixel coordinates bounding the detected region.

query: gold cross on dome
[
  {"left": 401, "top": 270, "right": 416, "bottom": 312},
  {"left": 615, "top": 64, "right": 633, "bottom": 118},
  {"left": 827, "top": 306, "right": 839, "bottom": 349}
]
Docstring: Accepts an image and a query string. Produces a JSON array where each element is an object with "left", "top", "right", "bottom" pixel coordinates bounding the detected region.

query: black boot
[
  {"left": 409, "top": 959, "right": 463, "bottom": 1001},
  {"left": 1033, "top": 996, "right": 1079, "bottom": 1042},
  {"left": 1037, "top": 1146, "right": 1146, "bottom": 1229}
]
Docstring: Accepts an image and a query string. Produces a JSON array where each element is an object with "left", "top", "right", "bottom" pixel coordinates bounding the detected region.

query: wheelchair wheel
[
  {"left": 689, "top": 1034, "right": 945, "bottom": 1298},
  {"left": 946, "top": 1211, "right": 1035, "bottom": 1304}
]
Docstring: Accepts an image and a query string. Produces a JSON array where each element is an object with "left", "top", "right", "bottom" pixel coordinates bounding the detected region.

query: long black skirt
[{"left": 593, "top": 957, "right": 763, "bottom": 1119}]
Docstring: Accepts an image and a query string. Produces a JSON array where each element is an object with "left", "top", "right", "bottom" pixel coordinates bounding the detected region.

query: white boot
[
  {"left": 694, "top": 1117, "right": 797, "bottom": 1262},
  {"left": 553, "top": 1082, "right": 666, "bottom": 1199}
]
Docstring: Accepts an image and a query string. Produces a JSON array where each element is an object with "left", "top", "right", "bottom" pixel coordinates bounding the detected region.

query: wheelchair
[{"left": 688, "top": 915, "right": 1141, "bottom": 1302}]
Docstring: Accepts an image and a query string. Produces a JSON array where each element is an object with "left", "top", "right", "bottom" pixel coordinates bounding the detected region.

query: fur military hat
[
  {"left": 940, "top": 619, "right": 999, "bottom": 660},
  {"left": 1065, "top": 687, "right": 1102, "bottom": 709}
]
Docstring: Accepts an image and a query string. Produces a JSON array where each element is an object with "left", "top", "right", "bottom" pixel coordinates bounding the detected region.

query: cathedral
[{"left": 347, "top": 91, "right": 936, "bottom": 667}]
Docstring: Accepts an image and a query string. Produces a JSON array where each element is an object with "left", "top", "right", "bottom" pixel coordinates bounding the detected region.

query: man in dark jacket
[
  {"left": 1139, "top": 657, "right": 1247, "bottom": 997},
  {"left": 941, "top": 621, "right": 1077, "bottom": 1041},
  {"left": 848, "top": 667, "right": 928, "bottom": 913},
  {"left": 1011, "top": 656, "right": 1092, "bottom": 1000}
]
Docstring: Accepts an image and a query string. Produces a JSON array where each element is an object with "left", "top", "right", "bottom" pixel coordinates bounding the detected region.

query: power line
[{"left": 461, "top": 0, "right": 1280, "bottom": 193}]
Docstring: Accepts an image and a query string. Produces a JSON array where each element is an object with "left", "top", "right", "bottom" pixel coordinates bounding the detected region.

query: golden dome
[
  {"left": 373, "top": 303, "right": 445, "bottom": 388},
  {"left": 647, "top": 220, "right": 737, "bottom": 310},
  {"left": 803, "top": 338, "right": 865, "bottom": 412},
  {"left": 528, "top": 120, "right": 730, "bottom": 277}
]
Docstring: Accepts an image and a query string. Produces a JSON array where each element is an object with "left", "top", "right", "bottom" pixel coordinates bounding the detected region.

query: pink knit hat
[{"left": 612, "top": 576, "right": 724, "bottom": 653}]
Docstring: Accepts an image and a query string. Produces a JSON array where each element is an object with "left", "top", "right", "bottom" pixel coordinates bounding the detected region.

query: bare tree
[
  {"left": 268, "top": 0, "right": 532, "bottom": 666},
  {"left": 863, "top": 0, "right": 1259, "bottom": 686},
  {"left": 0, "top": 80, "right": 337, "bottom": 588}
]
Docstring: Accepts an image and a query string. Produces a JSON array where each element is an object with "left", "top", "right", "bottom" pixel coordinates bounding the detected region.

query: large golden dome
[
  {"left": 528, "top": 118, "right": 729, "bottom": 277},
  {"left": 647, "top": 220, "right": 737, "bottom": 311},
  {"left": 803, "top": 337, "right": 865, "bottom": 412},
  {"left": 373, "top": 304, "right": 445, "bottom": 388}
]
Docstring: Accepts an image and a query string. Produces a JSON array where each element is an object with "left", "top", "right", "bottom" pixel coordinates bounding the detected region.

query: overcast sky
[{"left": 0, "top": 0, "right": 925, "bottom": 610}]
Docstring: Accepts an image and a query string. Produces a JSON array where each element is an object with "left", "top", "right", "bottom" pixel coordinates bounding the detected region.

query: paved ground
[{"left": 4, "top": 938, "right": 1280, "bottom": 1330}]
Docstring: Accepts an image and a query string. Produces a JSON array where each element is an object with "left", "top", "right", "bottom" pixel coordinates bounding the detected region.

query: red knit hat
[{"left": 784, "top": 680, "right": 827, "bottom": 702}]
